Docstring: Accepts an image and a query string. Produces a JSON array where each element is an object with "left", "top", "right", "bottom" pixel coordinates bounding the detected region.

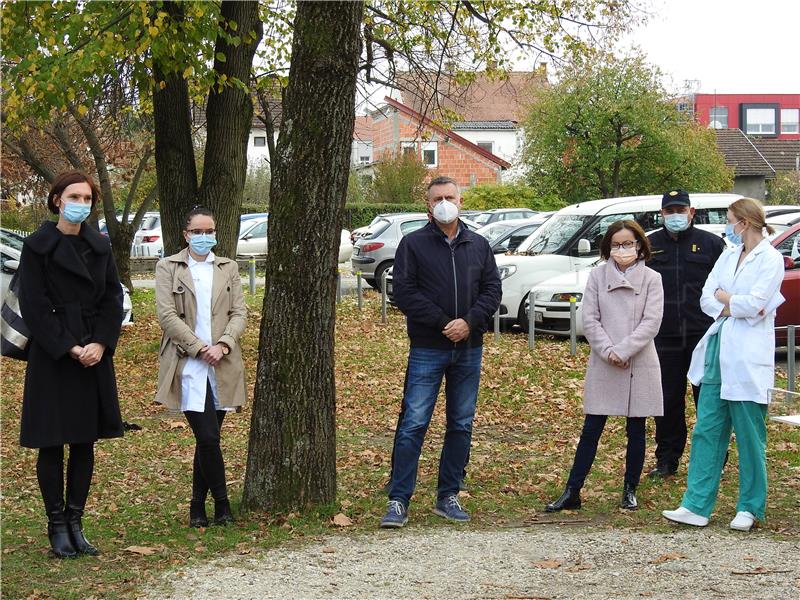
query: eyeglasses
[
  {"left": 187, "top": 229, "right": 216, "bottom": 236},
  {"left": 610, "top": 241, "right": 637, "bottom": 250}
]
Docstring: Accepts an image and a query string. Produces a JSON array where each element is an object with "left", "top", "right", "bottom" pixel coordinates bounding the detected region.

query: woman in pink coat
[{"left": 546, "top": 220, "right": 664, "bottom": 512}]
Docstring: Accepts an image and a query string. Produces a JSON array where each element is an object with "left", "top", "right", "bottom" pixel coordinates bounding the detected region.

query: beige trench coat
[
  {"left": 155, "top": 248, "right": 247, "bottom": 411},
  {"left": 581, "top": 260, "right": 664, "bottom": 417}
]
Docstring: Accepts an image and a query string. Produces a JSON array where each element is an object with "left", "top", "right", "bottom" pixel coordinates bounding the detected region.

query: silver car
[{"left": 351, "top": 212, "right": 429, "bottom": 290}]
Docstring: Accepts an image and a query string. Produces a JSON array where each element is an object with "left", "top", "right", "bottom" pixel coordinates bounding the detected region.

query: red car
[{"left": 773, "top": 223, "right": 800, "bottom": 346}]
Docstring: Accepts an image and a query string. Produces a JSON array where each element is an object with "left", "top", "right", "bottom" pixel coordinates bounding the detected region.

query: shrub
[{"left": 462, "top": 183, "right": 566, "bottom": 211}]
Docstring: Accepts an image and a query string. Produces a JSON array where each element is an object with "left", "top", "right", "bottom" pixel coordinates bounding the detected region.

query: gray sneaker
[
  {"left": 380, "top": 500, "right": 408, "bottom": 528},
  {"left": 433, "top": 495, "right": 470, "bottom": 522}
]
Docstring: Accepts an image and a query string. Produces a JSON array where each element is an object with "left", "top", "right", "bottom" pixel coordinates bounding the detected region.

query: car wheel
[
  {"left": 517, "top": 292, "right": 530, "bottom": 333},
  {"left": 373, "top": 261, "right": 393, "bottom": 292},
  {"left": 364, "top": 277, "right": 377, "bottom": 289}
]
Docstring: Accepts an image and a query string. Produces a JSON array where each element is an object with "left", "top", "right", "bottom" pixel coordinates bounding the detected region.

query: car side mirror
[
  {"left": 577, "top": 239, "right": 591, "bottom": 255},
  {"left": 2, "top": 259, "right": 19, "bottom": 274},
  {"left": 242, "top": 234, "right": 253, "bottom": 241},
  {"left": 784, "top": 256, "right": 796, "bottom": 270}
]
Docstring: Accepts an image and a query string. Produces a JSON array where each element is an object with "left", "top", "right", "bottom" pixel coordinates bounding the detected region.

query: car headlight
[
  {"left": 498, "top": 265, "right": 517, "bottom": 280},
  {"left": 550, "top": 292, "right": 583, "bottom": 302}
]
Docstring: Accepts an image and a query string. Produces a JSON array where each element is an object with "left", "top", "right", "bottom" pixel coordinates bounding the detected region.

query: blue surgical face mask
[
  {"left": 725, "top": 220, "right": 743, "bottom": 245},
  {"left": 188, "top": 234, "right": 217, "bottom": 256},
  {"left": 62, "top": 201, "right": 92, "bottom": 224},
  {"left": 664, "top": 213, "right": 689, "bottom": 233}
]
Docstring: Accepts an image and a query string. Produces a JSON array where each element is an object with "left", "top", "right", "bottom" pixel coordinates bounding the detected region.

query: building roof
[
  {"left": 394, "top": 69, "right": 546, "bottom": 122},
  {"left": 382, "top": 96, "right": 511, "bottom": 169},
  {"left": 713, "top": 129, "right": 775, "bottom": 177},
  {"left": 750, "top": 138, "right": 800, "bottom": 172},
  {"left": 450, "top": 120, "right": 517, "bottom": 131}
]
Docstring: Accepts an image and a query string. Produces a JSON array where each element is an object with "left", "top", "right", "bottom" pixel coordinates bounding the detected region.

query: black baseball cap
[{"left": 661, "top": 189, "right": 691, "bottom": 208}]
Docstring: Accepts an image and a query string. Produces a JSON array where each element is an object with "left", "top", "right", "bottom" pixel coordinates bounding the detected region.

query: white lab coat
[{"left": 687, "top": 238, "right": 785, "bottom": 404}]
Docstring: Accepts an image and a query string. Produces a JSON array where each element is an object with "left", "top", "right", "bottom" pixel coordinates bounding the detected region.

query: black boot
[
  {"left": 47, "top": 508, "right": 77, "bottom": 559},
  {"left": 647, "top": 463, "right": 677, "bottom": 478},
  {"left": 66, "top": 505, "right": 99, "bottom": 555},
  {"left": 190, "top": 500, "right": 209, "bottom": 528},
  {"left": 213, "top": 498, "right": 235, "bottom": 526},
  {"left": 545, "top": 487, "right": 581, "bottom": 512},
  {"left": 621, "top": 483, "right": 638, "bottom": 510}
]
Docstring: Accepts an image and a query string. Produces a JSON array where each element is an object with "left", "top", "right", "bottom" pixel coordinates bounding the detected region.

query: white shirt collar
[{"left": 188, "top": 251, "right": 215, "bottom": 267}]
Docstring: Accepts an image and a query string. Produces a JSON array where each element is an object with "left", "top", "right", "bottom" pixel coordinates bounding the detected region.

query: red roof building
[{"left": 695, "top": 93, "right": 800, "bottom": 140}]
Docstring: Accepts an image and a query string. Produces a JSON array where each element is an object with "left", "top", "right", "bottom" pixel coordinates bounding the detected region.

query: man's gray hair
[{"left": 426, "top": 176, "right": 460, "bottom": 198}]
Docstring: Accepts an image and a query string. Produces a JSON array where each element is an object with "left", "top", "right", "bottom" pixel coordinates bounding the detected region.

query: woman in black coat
[{"left": 18, "top": 171, "right": 124, "bottom": 558}]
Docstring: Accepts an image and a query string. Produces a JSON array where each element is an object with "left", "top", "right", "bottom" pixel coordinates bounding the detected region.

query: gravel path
[{"left": 143, "top": 526, "right": 799, "bottom": 599}]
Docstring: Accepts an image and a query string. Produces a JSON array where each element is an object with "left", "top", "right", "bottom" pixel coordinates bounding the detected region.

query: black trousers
[
  {"left": 37, "top": 443, "right": 94, "bottom": 516},
  {"left": 566, "top": 415, "right": 646, "bottom": 490},
  {"left": 653, "top": 334, "right": 703, "bottom": 470},
  {"left": 184, "top": 387, "right": 228, "bottom": 503}
]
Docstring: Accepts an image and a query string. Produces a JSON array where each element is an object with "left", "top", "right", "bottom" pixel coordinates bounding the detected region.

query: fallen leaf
[
  {"left": 650, "top": 552, "right": 686, "bottom": 564},
  {"left": 565, "top": 562, "right": 593, "bottom": 572},
  {"left": 332, "top": 513, "right": 353, "bottom": 527},
  {"left": 124, "top": 545, "right": 157, "bottom": 556},
  {"left": 169, "top": 420, "right": 187, "bottom": 430},
  {"left": 322, "top": 546, "right": 336, "bottom": 553},
  {"left": 532, "top": 559, "right": 563, "bottom": 569}
]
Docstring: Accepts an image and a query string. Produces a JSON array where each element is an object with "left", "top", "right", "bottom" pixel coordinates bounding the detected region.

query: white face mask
[{"left": 432, "top": 199, "right": 459, "bottom": 224}]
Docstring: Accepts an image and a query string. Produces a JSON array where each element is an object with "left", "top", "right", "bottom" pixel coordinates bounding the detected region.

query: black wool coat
[{"left": 18, "top": 221, "right": 124, "bottom": 448}]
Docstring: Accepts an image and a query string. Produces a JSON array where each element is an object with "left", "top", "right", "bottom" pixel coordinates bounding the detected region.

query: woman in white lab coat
[{"left": 663, "top": 198, "right": 784, "bottom": 532}]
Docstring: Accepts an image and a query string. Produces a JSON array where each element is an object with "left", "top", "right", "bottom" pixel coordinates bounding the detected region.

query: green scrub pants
[{"left": 681, "top": 325, "right": 768, "bottom": 520}]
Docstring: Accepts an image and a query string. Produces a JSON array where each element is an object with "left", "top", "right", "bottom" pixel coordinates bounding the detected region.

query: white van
[{"left": 495, "top": 193, "right": 742, "bottom": 330}]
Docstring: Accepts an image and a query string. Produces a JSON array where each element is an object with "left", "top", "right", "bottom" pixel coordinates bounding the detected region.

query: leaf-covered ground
[{"left": 1, "top": 289, "right": 798, "bottom": 599}]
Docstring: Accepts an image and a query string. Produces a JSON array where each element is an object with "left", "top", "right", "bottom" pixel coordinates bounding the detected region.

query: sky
[{"left": 618, "top": 0, "right": 800, "bottom": 94}]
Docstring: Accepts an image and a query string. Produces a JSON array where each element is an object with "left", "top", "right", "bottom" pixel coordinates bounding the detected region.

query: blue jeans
[{"left": 388, "top": 346, "right": 483, "bottom": 506}]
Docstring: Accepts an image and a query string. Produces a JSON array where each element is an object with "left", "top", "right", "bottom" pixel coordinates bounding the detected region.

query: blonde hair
[{"left": 729, "top": 198, "right": 775, "bottom": 236}]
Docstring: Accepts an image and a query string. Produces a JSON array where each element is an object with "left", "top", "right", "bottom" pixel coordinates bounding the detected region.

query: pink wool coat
[{"left": 581, "top": 260, "right": 664, "bottom": 417}]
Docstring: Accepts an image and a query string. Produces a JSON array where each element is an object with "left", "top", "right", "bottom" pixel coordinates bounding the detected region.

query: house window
[
  {"left": 709, "top": 107, "right": 728, "bottom": 129},
  {"left": 253, "top": 136, "right": 266, "bottom": 147},
  {"left": 421, "top": 141, "right": 438, "bottom": 167},
  {"left": 359, "top": 156, "right": 371, "bottom": 165},
  {"left": 401, "top": 142, "right": 416, "bottom": 157},
  {"left": 781, "top": 108, "right": 799, "bottom": 134},
  {"left": 477, "top": 141, "right": 494, "bottom": 153},
  {"left": 744, "top": 107, "right": 776, "bottom": 135}
]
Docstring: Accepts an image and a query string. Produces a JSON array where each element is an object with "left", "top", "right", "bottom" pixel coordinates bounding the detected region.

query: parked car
[
  {"left": 471, "top": 207, "right": 538, "bottom": 227},
  {"left": 765, "top": 211, "right": 800, "bottom": 236},
  {"left": 477, "top": 214, "right": 553, "bottom": 254},
  {"left": 496, "top": 193, "right": 742, "bottom": 331},
  {"left": 131, "top": 212, "right": 162, "bottom": 257},
  {"left": 236, "top": 215, "right": 353, "bottom": 263},
  {"left": 0, "top": 228, "right": 26, "bottom": 251},
  {"left": 764, "top": 205, "right": 800, "bottom": 219},
  {"left": 351, "top": 212, "right": 429, "bottom": 290},
  {"left": 529, "top": 222, "right": 800, "bottom": 346}
]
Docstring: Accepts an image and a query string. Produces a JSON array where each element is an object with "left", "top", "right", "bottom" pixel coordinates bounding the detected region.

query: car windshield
[
  {"left": 140, "top": 215, "right": 160, "bottom": 230},
  {"left": 472, "top": 212, "right": 493, "bottom": 226},
  {"left": 477, "top": 222, "right": 515, "bottom": 244},
  {"left": 364, "top": 218, "right": 391, "bottom": 238},
  {"left": 0, "top": 230, "right": 25, "bottom": 251},
  {"left": 515, "top": 214, "right": 593, "bottom": 255}
]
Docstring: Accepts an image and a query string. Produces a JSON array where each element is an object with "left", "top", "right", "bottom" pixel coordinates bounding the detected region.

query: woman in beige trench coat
[
  {"left": 155, "top": 207, "right": 247, "bottom": 527},
  {"left": 546, "top": 220, "right": 664, "bottom": 513}
]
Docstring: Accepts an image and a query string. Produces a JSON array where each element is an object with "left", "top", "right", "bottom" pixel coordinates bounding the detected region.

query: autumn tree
[{"left": 521, "top": 53, "right": 733, "bottom": 202}]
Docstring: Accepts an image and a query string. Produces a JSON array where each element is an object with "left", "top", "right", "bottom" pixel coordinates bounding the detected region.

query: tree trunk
[
  {"left": 112, "top": 222, "right": 135, "bottom": 291},
  {"left": 196, "top": 0, "right": 263, "bottom": 258},
  {"left": 153, "top": 2, "right": 198, "bottom": 256},
  {"left": 242, "top": 1, "right": 364, "bottom": 512}
]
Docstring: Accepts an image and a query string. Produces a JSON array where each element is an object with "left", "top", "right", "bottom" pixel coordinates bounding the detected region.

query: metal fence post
[
  {"left": 528, "top": 289, "right": 535, "bottom": 350},
  {"left": 381, "top": 270, "right": 388, "bottom": 323},
  {"left": 569, "top": 296, "right": 577, "bottom": 356},
  {"left": 356, "top": 271, "right": 363, "bottom": 310},
  {"left": 336, "top": 269, "right": 342, "bottom": 304},
  {"left": 788, "top": 325, "right": 796, "bottom": 394},
  {"left": 494, "top": 310, "right": 500, "bottom": 343},
  {"left": 248, "top": 257, "right": 256, "bottom": 294}
]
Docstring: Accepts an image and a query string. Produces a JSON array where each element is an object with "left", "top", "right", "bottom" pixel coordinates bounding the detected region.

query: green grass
[{"left": 1, "top": 290, "right": 798, "bottom": 598}]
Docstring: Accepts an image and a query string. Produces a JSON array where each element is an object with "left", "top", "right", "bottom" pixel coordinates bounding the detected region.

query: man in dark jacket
[
  {"left": 379, "top": 176, "right": 501, "bottom": 528},
  {"left": 646, "top": 189, "right": 726, "bottom": 477}
]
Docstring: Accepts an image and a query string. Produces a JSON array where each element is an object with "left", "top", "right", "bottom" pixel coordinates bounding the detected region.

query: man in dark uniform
[{"left": 646, "top": 189, "right": 726, "bottom": 477}]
